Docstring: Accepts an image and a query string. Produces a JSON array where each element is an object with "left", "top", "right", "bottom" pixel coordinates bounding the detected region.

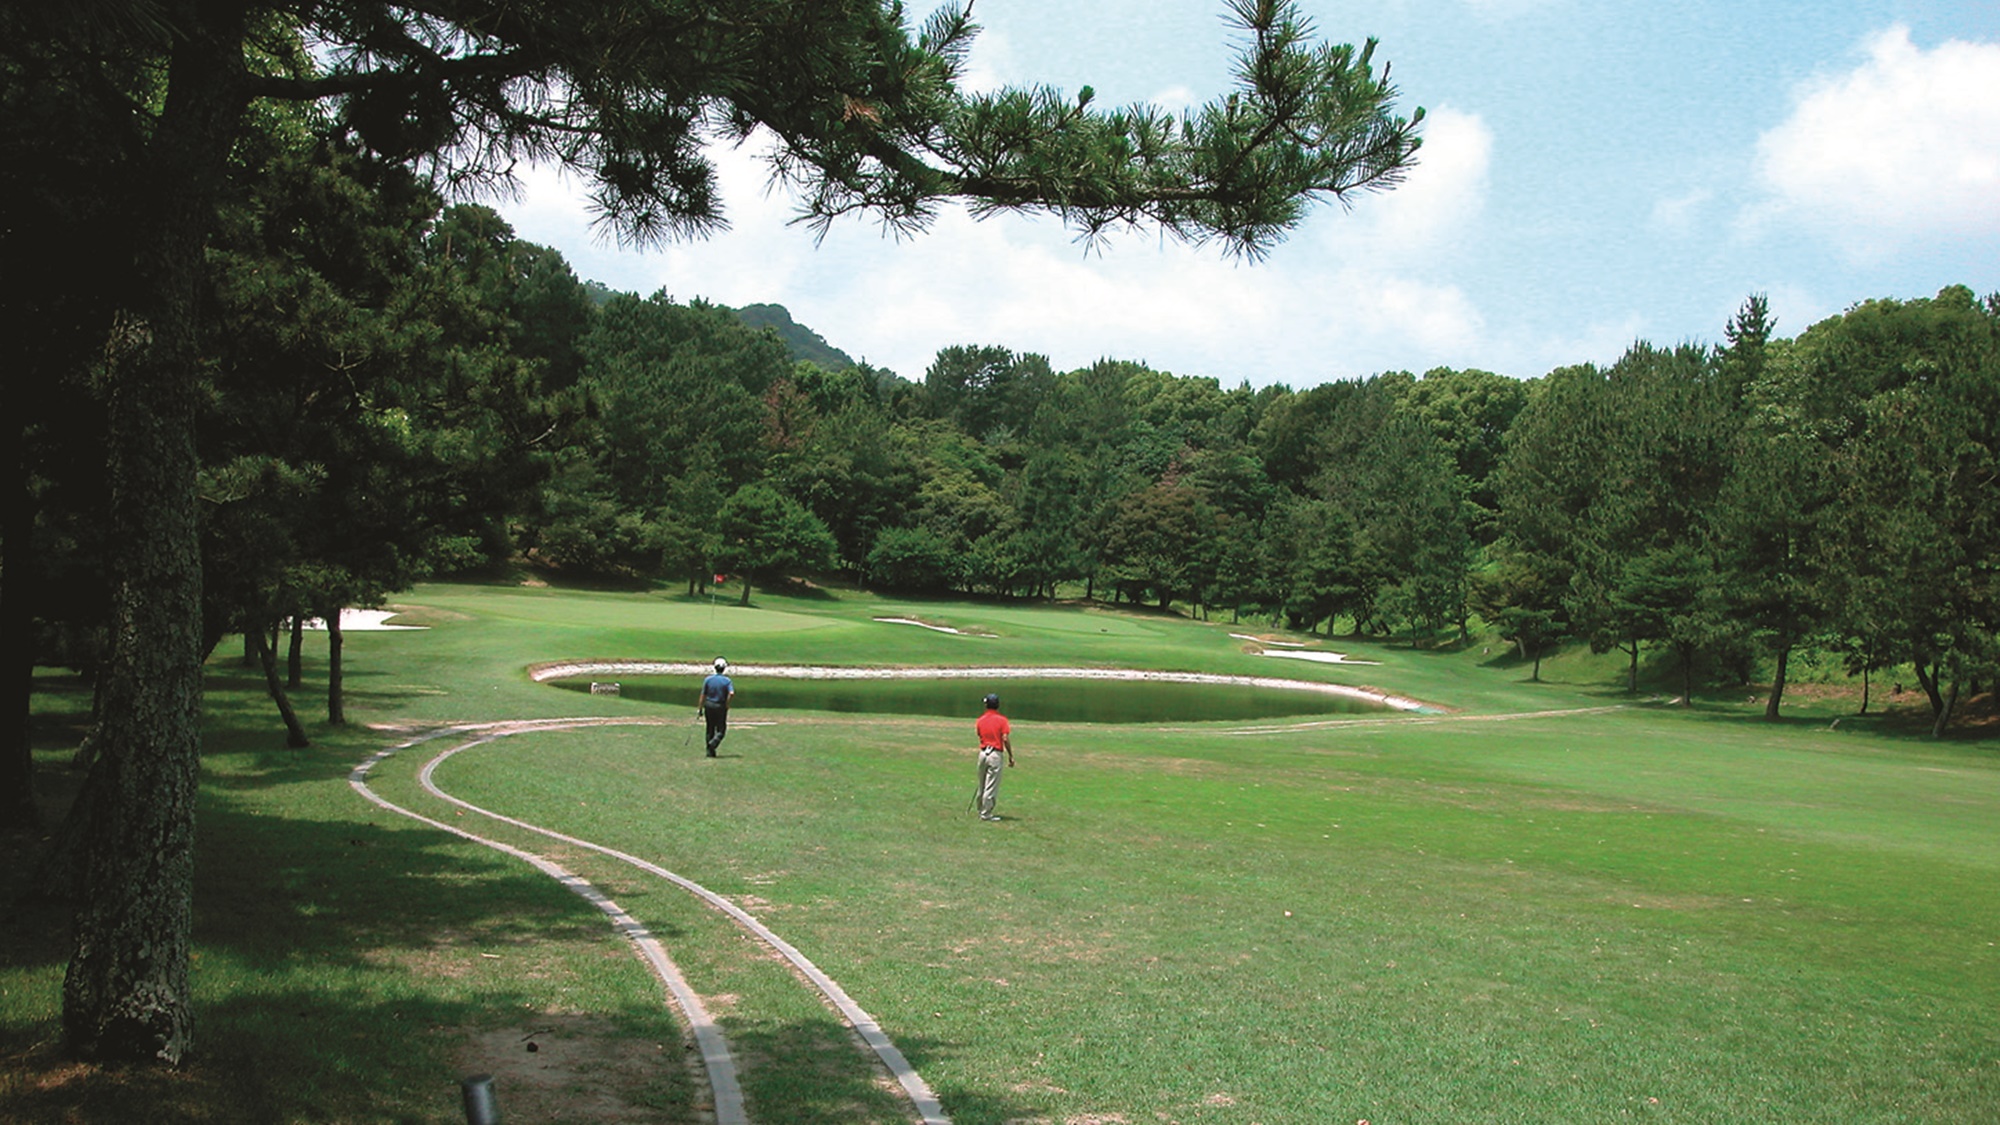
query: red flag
[{"left": 713, "top": 573, "right": 726, "bottom": 585}]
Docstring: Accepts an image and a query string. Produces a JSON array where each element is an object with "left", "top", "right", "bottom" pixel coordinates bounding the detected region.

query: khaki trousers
[{"left": 976, "top": 747, "right": 1006, "bottom": 818}]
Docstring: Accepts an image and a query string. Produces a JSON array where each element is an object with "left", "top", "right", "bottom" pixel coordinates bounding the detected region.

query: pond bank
[{"left": 526, "top": 660, "right": 1441, "bottom": 714}]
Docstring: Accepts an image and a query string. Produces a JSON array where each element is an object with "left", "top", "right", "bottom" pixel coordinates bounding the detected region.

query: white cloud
[
  {"left": 1650, "top": 188, "right": 1714, "bottom": 235},
  {"left": 1754, "top": 25, "right": 2000, "bottom": 253},
  {"left": 1148, "top": 84, "right": 1202, "bottom": 114},
  {"left": 1348, "top": 106, "right": 1492, "bottom": 251},
  {"left": 491, "top": 102, "right": 1502, "bottom": 387}
]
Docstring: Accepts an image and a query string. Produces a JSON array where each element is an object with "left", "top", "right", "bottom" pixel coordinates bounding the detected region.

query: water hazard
[{"left": 547, "top": 673, "right": 1395, "bottom": 724}]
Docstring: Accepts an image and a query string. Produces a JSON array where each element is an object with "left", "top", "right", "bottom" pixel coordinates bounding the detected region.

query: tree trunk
[
  {"left": 1763, "top": 643, "right": 1790, "bottom": 721},
  {"left": 285, "top": 614, "right": 304, "bottom": 690},
  {"left": 739, "top": 580, "right": 751, "bottom": 607},
  {"left": 68, "top": 676, "right": 104, "bottom": 773},
  {"left": 1626, "top": 640, "right": 1639, "bottom": 694},
  {"left": 1913, "top": 659, "right": 1949, "bottom": 725},
  {"left": 1, "top": 447, "right": 41, "bottom": 832},
  {"left": 326, "top": 609, "right": 345, "bottom": 725},
  {"left": 1859, "top": 664, "right": 1870, "bottom": 716},
  {"left": 62, "top": 294, "right": 206, "bottom": 1063},
  {"left": 250, "top": 626, "right": 310, "bottom": 748},
  {"left": 1919, "top": 671, "right": 1959, "bottom": 739},
  {"left": 1933, "top": 681, "right": 1959, "bottom": 739},
  {"left": 63, "top": 14, "right": 247, "bottom": 1066}
]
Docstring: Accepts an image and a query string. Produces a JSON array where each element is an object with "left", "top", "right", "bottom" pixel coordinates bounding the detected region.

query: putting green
[
  {"left": 403, "top": 585, "right": 849, "bottom": 635},
  {"left": 875, "top": 604, "right": 1168, "bottom": 638}
]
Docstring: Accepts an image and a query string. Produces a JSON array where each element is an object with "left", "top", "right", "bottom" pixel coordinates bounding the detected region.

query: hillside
[{"left": 732, "top": 302, "right": 857, "bottom": 370}]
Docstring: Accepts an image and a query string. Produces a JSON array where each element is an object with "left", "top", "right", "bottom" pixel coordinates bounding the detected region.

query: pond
[{"left": 544, "top": 671, "right": 1402, "bottom": 724}]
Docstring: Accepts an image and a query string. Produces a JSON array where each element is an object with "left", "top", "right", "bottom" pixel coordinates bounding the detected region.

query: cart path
[{"left": 350, "top": 718, "right": 951, "bottom": 1125}]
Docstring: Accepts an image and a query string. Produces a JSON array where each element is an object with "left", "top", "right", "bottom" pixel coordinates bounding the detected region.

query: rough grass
[{"left": 5, "top": 576, "right": 1997, "bottom": 1123}]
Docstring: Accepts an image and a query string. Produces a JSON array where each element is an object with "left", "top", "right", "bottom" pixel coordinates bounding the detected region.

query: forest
[{"left": 13, "top": 133, "right": 2000, "bottom": 762}]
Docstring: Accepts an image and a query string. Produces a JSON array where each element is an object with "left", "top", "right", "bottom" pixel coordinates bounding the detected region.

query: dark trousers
[{"left": 704, "top": 705, "right": 728, "bottom": 753}]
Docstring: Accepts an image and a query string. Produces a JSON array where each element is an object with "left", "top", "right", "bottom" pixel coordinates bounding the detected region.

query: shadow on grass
[
  {"left": 0, "top": 820, "right": 596, "bottom": 1123},
  {"left": 728, "top": 1020, "right": 962, "bottom": 1125},
  {"left": 0, "top": 990, "right": 505, "bottom": 1124},
  {"left": 3, "top": 792, "right": 1002, "bottom": 1121},
  {"left": 7, "top": 722, "right": 1007, "bottom": 1124},
  {"left": 725, "top": 1019, "right": 1034, "bottom": 1125}
]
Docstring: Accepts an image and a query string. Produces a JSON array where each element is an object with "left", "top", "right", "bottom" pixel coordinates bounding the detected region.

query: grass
[{"left": 6, "top": 575, "right": 1998, "bottom": 1122}]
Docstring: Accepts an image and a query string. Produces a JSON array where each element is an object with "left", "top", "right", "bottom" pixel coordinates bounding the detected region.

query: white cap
[{"left": 715, "top": 658, "right": 728, "bottom": 672}]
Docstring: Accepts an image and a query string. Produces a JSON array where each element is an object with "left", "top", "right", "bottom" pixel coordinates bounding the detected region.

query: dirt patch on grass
[
  {"left": 0, "top": 1037, "right": 283, "bottom": 1123},
  {"left": 455, "top": 1014, "right": 699, "bottom": 1124}
]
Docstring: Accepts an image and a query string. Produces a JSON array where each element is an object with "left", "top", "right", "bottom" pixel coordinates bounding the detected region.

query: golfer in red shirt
[{"left": 974, "top": 692, "right": 1014, "bottom": 821}]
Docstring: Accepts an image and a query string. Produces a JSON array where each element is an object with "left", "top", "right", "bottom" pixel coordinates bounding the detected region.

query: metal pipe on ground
[{"left": 461, "top": 1073, "right": 500, "bottom": 1124}]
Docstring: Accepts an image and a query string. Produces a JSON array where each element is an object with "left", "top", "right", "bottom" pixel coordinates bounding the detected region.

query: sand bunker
[
  {"left": 300, "top": 608, "right": 426, "bottom": 631},
  {"left": 1229, "top": 633, "right": 1307, "bottom": 648},
  {"left": 874, "top": 616, "right": 994, "bottom": 636},
  {"left": 1254, "top": 649, "right": 1379, "bottom": 667}
]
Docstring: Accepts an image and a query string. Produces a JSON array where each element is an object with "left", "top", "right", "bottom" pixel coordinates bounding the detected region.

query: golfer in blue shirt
[{"left": 698, "top": 658, "right": 734, "bottom": 757}]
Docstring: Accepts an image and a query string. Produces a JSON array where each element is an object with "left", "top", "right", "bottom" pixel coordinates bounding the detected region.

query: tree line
[
  {"left": 526, "top": 275, "right": 2000, "bottom": 743},
  {"left": 20, "top": 132, "right": 1996, "bottom": 773}
]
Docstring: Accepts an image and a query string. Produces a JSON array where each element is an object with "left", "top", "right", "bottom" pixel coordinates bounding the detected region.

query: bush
[{"left": 865, "top": 526, "right": 961, "bottom": 592}]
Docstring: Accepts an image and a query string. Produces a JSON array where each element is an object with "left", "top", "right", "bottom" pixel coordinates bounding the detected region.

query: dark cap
[{"left": 983, "top": 693, "right": 1001, "bottom": 710}]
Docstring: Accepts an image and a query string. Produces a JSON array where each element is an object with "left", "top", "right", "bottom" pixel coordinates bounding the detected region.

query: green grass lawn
[{"left": 6, "top": 577, "right": 1997, "bottom": 1123}]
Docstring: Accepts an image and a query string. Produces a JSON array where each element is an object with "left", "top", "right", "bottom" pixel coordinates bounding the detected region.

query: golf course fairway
[{"left": 7, "top": 578, "right": 1997, "bottom": 1123}]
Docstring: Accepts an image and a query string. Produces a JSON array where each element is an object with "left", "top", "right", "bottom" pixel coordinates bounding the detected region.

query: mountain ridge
[{"left": 731, "top": 302, "right": 857, "bottom": 371}]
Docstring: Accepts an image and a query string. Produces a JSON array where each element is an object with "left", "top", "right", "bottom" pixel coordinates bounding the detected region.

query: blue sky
[{"left": 496, "top": 0, "right": 2000, "bottom": 387}]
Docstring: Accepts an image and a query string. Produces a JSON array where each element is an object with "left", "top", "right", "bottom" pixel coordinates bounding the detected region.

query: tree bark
[
  {"left": 1763, "top": 643, "right": 1790, "bottom": 722},
  {"left": 67, "top": 676, "right": 104, "bottom": 773},
  {"left": 1912, "top": 664, "right": 1960, "bottom": 736},
  {"left": 1, "top": 442, "right": 41, "bottom": 832},
  {"left": 326, "top": 608, "right": 345, "bottom": 725},
  {"left": 62, "top": 11, "right": 247, "bottom": 1065},
  {"left": 1933, "top": 681, "right": 1959, "bottom": 740},
  {"left": 286, "top": 614, "right": 304, "bottom": 690},
  {"left": 1913, "top": 659, "right": 1949, "bottom": 727},
  {"left": 250, "top": 626, "right": 310, "bottom": 748}
]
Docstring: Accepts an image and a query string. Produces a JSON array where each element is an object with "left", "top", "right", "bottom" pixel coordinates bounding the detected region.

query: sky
[{"left": 492, "top": 0, "right": 2000, "bottom": 388}]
